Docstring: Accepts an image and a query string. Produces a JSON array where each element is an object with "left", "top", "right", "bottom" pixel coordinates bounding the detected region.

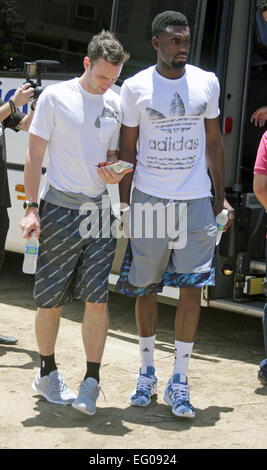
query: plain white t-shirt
[
  {"left": 30, "top": 77, "right": 121, "bottom": 198},
  {"left": 121, "top": 64, "right": 220, "bottom": 199}
]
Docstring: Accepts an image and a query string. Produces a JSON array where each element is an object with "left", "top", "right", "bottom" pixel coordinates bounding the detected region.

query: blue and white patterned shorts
[{"left": 115, "top": 188, "right": 216, "bottom": 297}]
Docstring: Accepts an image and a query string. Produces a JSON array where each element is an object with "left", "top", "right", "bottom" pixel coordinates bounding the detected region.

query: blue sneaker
[
  {"left": 258, "top": 358, "right": 267, "bottom": 386},
  {"left": 72, "top": 377, "right": 100, "bottom": 416},
  {"left": 32, "top": 370, "right": 76, "bottom": 405},
  {"left": 164, "top": 373, "right": 195, "bottom": 418},
  {"left": 129, "top": 366, "right": 157, "bottom": 407}
]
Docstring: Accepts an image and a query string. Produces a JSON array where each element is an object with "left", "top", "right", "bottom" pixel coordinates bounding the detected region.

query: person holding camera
[
  {"left": 20, "top": 30, "right": 131, "bottom": 416},
  {"left": 0, "top": 82, "right": 35, "bottom": 345}
]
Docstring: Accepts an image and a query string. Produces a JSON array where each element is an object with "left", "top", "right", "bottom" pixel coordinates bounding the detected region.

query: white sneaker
[
  {"left": 32, "top": 369, "right": 76, "bottom": 405},
  {"left": 72, "top": 377, "right": 100, "bottom": 416},
  {"left": 129, "top": 366, "right": 157, "bottom": 407},
  {"left": 164, "top": 373, "right": 195, "bottom": 418}
]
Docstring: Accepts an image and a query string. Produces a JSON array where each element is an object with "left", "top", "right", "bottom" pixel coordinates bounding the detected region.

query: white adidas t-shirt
[
  {"left": 121, "top": 64, "right": 220, "bottom": 199},
  {"left": 30, "top": 77, "right": 121, "bottom": 198}
]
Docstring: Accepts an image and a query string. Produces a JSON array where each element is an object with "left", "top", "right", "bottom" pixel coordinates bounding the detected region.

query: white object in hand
[
  {"left": 216, "top": 209, "right": 228, "bottom": 245},
  {"left": 22, "top": 232, "right": 39, "bottom": 274}
]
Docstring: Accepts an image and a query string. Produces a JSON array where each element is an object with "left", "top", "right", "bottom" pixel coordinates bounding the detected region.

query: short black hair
[{"left": 152, "top": 10, "right": 189, "bottom": 37}]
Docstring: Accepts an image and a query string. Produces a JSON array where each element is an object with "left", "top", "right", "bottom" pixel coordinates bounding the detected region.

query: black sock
[
  {"left": 40, "top": 354, "right": 57, "bottom": 377},
  {"left": 84, "top": 361, "right": 100, "bottom": 383}
]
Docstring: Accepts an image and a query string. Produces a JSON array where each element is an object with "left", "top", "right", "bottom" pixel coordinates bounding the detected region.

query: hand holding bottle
[
  {"left": 215, "top": 209, "right": 228, "bottom": 245},
  {"left": 22, "top": 232, "right": 39, "bottom": 274}
]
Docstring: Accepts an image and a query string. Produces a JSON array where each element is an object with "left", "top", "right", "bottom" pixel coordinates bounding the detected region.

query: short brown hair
[{"left": 87, "top": 30, "right": 129, "bottom": 66}]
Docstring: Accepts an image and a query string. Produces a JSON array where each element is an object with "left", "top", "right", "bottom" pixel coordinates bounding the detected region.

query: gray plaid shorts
[{"left": 34, "top": 201, "right": 117, "bottom": 308}]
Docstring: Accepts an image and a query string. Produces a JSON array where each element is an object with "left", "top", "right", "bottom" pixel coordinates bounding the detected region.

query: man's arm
[
  {"left": 205, "top": 117, "right": 225, "bottom": 213},
  {"left": 254, "top": 174, "right": 267, "bottom": 209},
  {"left": 205, "top": 117, "right": 234, "bottom": 228},
  {"left": 20, "top": 134, "right": 48, "bottom": 239},
  {"left": 118, "top": 124, "right": 139, "bottom": 206}
]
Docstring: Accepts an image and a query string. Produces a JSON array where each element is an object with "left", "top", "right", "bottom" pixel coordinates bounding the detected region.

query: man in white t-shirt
[
  {"left": 116, "top": 11, "right": 234, "bottom": 418},
  {"left": 20, "top": 31, "right": 131, "bottom": 416}
]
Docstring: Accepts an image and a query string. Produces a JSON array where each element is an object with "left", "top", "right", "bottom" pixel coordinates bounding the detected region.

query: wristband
[
  {"left": 30, "top": 101, "right": 36, "bottom": 111},
  {"left": 9, "top": 98, "right": 16, "bottom": 116}
]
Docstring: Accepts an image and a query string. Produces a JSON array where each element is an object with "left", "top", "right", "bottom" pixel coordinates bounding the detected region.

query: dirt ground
[{"left": 1, "top": 252, "right": 267, "bottom": 451}]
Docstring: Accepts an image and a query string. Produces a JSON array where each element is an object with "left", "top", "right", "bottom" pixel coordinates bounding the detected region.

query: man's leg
[
  {"left": 136, "top": 293, "right": 158, "bottom": 367},
  {"left": 32, "top": 202, "right": 89, "bottom": 405},
  {"left": 129, "top": 294, "right": 158, "bottom": 407},
  {"left": 72, "top": 302, "right": 109, "bottom": 416},
  {"left": 174, "top": 287, "right": 201, "bottom": 370},
  {"left": 82, "top": 302, "right": 109, "bottom": 379},
  {"left": 136, "top": 294, "right": 158, "bottom": 336},
  {"left": 164, "top": 287, "right": 201, "bottom": 418},
  {"left": 32, "top": 306, "right": 76, "bottom": 404},
  {"left": 35, "top": 307, "right": 61, "bottom": 358}
]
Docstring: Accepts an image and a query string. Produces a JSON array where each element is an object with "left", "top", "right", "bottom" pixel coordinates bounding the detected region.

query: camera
[{"left": 23, "top": 60, "right": 60, "bottom": 99}]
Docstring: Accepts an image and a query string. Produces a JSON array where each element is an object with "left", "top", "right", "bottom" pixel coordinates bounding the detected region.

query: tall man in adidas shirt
[
  {"left": 116, "top": 11, "right": 234, "bottom": 418},
  {"left": 20, "top": 31, "right": 130, "bottom": 416}
]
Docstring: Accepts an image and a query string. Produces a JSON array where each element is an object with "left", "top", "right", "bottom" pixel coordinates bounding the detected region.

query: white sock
[
  {"left": 173, "top": 340, "right": 194, "bottom": 377},
  {"left": 139, "top": 335, "right": 156, "bottom": 368}
]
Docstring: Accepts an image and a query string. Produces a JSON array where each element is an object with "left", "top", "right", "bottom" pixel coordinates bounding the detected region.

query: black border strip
[{"left": 6, "top": 162, "right": 46, "bottom": 175}]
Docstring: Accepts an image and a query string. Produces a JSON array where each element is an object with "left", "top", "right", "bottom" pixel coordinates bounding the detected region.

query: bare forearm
[
  {"left": 0, "top": 102, "right": 34, "bottom": 131},
  {"left": 118, "top": 149, "right": 136, "bottom": 205},
  {"left": 20, "top": 134, "right": 47, "bottom": 238},
  {"left": 18, "top": 109, "right": 35, "bottom": 131},
  {"left": 204, "top": 118, "right": 226, "bottom": 212},
  {"left": 24, "top": 149, "right": 43, "bottom": 202},
  {"left": 24, "top": 134, "right": 47, "bottom": 202},
  {"left": 0, "top": 101, "right": 13, "bottom": 122},
  {"left": 118, "top": 125, "right": 138, "bottom": 205},
  {"left": 206, "top": 139, "right": 225, "bottom": 203},
  {"left": 20, "top": 150, "right": 43, "bottom": 239}
]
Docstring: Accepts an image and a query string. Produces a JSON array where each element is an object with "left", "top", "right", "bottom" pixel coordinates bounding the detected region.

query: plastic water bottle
[
  {"left": 216, "top": 209, "right": 228, "bottom": 245},
  {"left": 22, "top": 232, "right": 39, "bottom": 274}
]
